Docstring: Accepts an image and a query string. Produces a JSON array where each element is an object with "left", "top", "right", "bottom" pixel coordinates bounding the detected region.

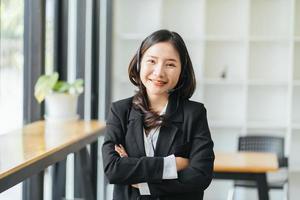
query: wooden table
[
  {"left": 0, "top": 120, "right": 105, "bottom": 199},
  {"left": 214, "top": 152, "right": 279, "bottom": 200}
]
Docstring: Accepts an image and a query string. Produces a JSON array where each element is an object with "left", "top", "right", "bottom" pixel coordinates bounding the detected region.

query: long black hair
[{"left": 128, "top": 29, "right": 196, "bottom": 132}]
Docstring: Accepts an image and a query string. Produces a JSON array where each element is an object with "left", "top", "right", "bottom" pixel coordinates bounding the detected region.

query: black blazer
[{"left": 102, "top": 95, "right": 215, "bottom": 200}]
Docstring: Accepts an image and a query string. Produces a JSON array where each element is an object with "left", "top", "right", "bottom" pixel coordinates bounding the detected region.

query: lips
[{"left": 150, "top": 79, "right": 167, "bottom": 86}]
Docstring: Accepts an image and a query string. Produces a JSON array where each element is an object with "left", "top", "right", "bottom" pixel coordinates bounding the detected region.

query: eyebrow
[{"left": 145, "top": 55, "right": 179, "bottom": 62}]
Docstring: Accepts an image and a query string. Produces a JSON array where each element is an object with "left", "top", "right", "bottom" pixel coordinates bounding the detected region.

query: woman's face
[{"left": 140, "top": 42, "right": 182, "bottom": 98}]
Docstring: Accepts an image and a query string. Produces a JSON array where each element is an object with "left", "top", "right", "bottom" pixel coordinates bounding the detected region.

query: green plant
[{"left": 34, "top": 72, "right": 84, "bottom": 103}]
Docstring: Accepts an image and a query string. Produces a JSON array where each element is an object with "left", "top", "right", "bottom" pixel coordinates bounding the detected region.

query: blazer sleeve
[
  {"left": 147, "top": 104, "right": 215, "bottom": 196},
  {"left": 102, "top": 103, "right": 164, "bottom": 185}
]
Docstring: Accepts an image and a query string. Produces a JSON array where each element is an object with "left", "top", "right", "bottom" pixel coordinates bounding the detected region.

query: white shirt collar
[{"left": 159, "top": 101, "right": 168, "bottom": 115}]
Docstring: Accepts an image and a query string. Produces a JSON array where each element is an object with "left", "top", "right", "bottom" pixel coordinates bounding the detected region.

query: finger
[
  {"left": 115, "top": 149, "right": 126, "bottom": 157},
  {"left": 115, "top": 149, "right": 121, "bottom": 155},
  {"left": 115, "top": 146, "right": 123, "bottom": 152},
  {"left": 119, "top": 146, "right": 126, "bottom": 153},
  {"left": 116, "top": 146, "right": 126, "bottom": 154},
  {"left": 115, "top": 145, "right": 128, "bottom": 157},
  {"left": 114, "top": 148, "right": 122, "bottom": 155},
  {"left": 115, "top": 151, "right": 122, "bottom": 156},
  {"left": 115, "top": 147, "right": 124, "bottom": 154},
  {"left": 119, "top": 145, "right": 128, "bottom": 154}
]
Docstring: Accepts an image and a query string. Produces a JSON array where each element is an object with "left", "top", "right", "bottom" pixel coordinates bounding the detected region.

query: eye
[
  {"left": 166, "top": 63, "right": 176, "bottom": 68},
  {"left": 146, "top": 59, "right": 155, "bottom": 64}
]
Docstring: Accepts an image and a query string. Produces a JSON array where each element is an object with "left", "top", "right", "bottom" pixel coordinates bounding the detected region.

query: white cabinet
[{"left": 111, "top": 0, "right": 300, "bottom": 181}]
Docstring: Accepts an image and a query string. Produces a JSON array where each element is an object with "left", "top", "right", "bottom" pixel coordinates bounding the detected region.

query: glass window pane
[
  {"left": 0, "top": 0, "right": 24, "bottom": 133},
  {"left": 0, "top": 0, "right": 24, "bottom": 199},
  {"left": 45, "top": 0, "right": 55, "bottom": 74}
]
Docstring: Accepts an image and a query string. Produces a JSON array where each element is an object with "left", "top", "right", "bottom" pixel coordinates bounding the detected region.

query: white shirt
[{"left": 138, "top": 102, "right": 178, "bottom": 195}]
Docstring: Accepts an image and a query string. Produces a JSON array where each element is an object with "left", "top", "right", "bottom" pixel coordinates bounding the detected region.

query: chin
[{"left": 147, "top": 90, "right": 168, "bottom": 97}]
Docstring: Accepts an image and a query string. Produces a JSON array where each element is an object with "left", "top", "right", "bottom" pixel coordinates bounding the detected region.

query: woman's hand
[
  {"left": 175, "top": 157, "right": 189, "bottom": 171},
  {"left": 115, "top": 145, "right": 139, "bottom": 188},
  {"left": 115, "top": 144, "right": 128, "bottom": 157}
]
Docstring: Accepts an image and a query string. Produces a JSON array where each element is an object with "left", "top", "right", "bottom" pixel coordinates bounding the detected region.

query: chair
[{"left": 227, "top": 135, "right": 289, "bottom": 200}]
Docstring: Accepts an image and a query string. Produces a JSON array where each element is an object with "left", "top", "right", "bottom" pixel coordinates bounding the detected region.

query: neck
[{"left": 147, "top": 93, "right": 168, "bottom": 113}]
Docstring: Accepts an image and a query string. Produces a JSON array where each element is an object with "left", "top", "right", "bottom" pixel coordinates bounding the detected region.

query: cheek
[
  {"left": 139, "top": 68, "right": 148, "bottom": 84},
  {"left": 172, "top": 70, "right": 182, "bottom": 84}
]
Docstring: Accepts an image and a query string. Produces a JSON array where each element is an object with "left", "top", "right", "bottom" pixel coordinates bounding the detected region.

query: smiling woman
[
  {"left": 140, "top": 42, "right": 181, "bottom": 108},
  {"left": 102, "top": 29, "right": 215, "bottom": 200}
]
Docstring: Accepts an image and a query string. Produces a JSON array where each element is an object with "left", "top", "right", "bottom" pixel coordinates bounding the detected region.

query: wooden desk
[
  {"left": 214, "top": 152, "right": 279, "bottom": 200},
  {"left": 0, "top": 120, "right": 105, "bottom": 199}
]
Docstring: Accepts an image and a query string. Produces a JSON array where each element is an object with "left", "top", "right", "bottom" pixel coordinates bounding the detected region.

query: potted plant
[{"left": 34, "top": 72, "right": 84, "bottom": 122}]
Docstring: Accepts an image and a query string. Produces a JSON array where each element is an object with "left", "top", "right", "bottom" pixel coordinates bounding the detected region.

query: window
[
  {"left": 0, "top": 0, "right": 24, "bottom": 199},
  {"left": 0, "top": 0, "right": 24, "bottom": 134}
]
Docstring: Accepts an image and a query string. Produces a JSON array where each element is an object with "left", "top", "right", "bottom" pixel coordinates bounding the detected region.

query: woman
[{"left": 102, "top": 29, "right": 214, "bottom": 200}]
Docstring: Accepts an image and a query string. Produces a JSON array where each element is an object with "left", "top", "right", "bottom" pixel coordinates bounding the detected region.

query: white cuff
[
  {"left": 138, "top": 182, "right": 150, "bottom": 195},
  {"left": 163, "top": 154, "right": 178, "bottom": 179}
]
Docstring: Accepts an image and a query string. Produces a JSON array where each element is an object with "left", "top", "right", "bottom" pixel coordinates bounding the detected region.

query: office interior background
[{"left": 0, "top": 0, "right": 300, "bottom": 199}]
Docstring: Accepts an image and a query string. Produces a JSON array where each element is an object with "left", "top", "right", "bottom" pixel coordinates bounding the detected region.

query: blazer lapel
[
  {"left": 127, "top": 93, "right": 183, "bottom": 157},
  {"left": 128, "top": 106, "right": 146, "bottom": 157},
  {"left": 155, "top": 124, "right": 178, "bottom": 156},
  {"left": 155, "top": 93, "right": 183, "bottom": 156}
]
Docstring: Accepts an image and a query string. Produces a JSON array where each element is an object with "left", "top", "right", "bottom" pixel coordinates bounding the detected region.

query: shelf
[
  {"left": 245, "top": 128, "right": 286, "bottom": 139},
  {"left": 185, "top": 41, "right": 204, "bottom": 81},
  {"left": 248, "top": 80, "right": 289, "bottom": 86},
  {"left": 295, "top": 0, "right": 300, "bottom": 36},
  {"left": 205, "top": 0, "right": 247, "bottom": 37},
  {"left": 112, "top": 81, "right": 136, "bottom": 102},
  {"left": 112, "top": 29, "right": 139, "bottom": 103},
  {"left": 183, "top": 37, "right": 203, "bottom": 42},
  {"left": 204, "top": 42, "right": 246, "bottom": 80},
  {"left": 117, "top": 33, "right": 145, "bottom": 41},
  {"left": 289, "top": 168, "right": 300, "bottom": 173},
  {"left": 211, "top": 131, "right": 240, "bottom": 152},
  {"left": 117, "top": 33, "right": 204, "bottom": 42},
  {"left": 203, "top": 85, "right": 245, "bottom": 125},
  {"left": 113, "top": 39, "right": 139, "bottom": 77},
  {"left": 295, "top": 37, "right": 300, "bottom": 42},
  {"left": 250, "top": 36, "right": 290, "bottom": 42},
  {"left": 290, "top": 130, "right": 300, "bottom": 171},
  {"left": 246, "top": 121, "right": 287, "bottom": 129},
  {"left": 114, "top": 0, "right": 161, "bottom": 34},
  {"left": 161, "top": 0, "right": 204, "bottom": 38},
  {"left": 249, "top": 42, "right": 289, "bottom": 82},
  {"left": 203, "top": 79, "right": 245, "bottom": 86},
  {"left": 294, "top": 42, "right": 300, "bottom": 80},
  {"left": 292, "top": 86, "right": 300, "bottom": 124},
  {"left": 117, "top": 32, "right": 205, "bottom": 42},
  {"left": 250, "top": 0, "right": 292, "bottom": 37},
  {"left": 247, "top": 86, "right": 288, "bottom": 124},
  {"left": 209, "top": 120, "right": 243, "bottom": 129},
  {"left": 204, "top": 36, "right": 245, "bottom": 42},
  {"left": 292, "top": 124, "right": 300, "bottom": 130},
  {"left": 112, "top": 1, "right": 300, "bottom": 184},
  {"left": 293, "top": 81, "right": 300, "bottom": 86}
]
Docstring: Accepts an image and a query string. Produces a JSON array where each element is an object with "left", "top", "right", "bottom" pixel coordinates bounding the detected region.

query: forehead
[{"left": 143, "top": 42, "right": 180, "bottom": 61}]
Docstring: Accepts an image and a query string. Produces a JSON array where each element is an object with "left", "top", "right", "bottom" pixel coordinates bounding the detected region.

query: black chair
[{"left": 227, "top": 135, "right": 289, "bottom": 200}]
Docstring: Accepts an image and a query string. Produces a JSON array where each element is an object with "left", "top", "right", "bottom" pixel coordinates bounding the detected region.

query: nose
[{"left": 152, "top": 63, "right": 164, "bottom": 77}]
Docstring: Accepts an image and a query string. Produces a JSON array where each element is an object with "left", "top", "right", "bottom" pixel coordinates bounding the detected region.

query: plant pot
[{"left": 45, "top": 93, "right": 79, "bottom": 122}]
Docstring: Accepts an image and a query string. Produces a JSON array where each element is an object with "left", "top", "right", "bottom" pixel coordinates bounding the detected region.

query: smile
[{"left": 149, "top": 79, "right": 167, "bottom": 86}]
